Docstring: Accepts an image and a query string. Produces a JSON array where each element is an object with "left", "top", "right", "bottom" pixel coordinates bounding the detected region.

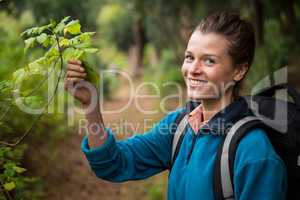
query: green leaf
[
  {"left": 21, "top": 27, "right": 39, "bottom": 37},
  {"left": 21, "top": 22, "right": 52, "bottom": 37},
  {"left": 79, "top": 32, "right": 95, "bottom": 41},
  {"left": 64, "top": 20, "right": 81, "bottom": 35},
  {"left": 28, "top": 57, "right": 50, "bottom": 73},
  {"left": 37, "top": 24, "right": 52, "bottom": 34},
  {"left": 4, "top": 164, "right": 15, "bottom": 177},
  {"left": 13, "top": 166, "right": 27, "bottom": 173},
  {"left": 67, "top": 32, "right": 95, "bottom": 47},
  {"left": 83, "top": 48, "right": 98, "bottom": 53},
  {"left": 45, "top": 46, "right": 59, "bottom": 59},
  {"left": 36, "top": 33, "right": 49, "bottom": 47},
  {"left": 59, "top": 38, "right": 70, "bottom": 48},
  {"left": 15, "top": 96, "right": 44, "bottom": 108},
  {"left": 24, "top": 37, "right": 36, "bottom": 53},
  {"left": 54, "top": 16, "right": 70, "bottom": 34},
  {"left": 3, "top": 182, "right": 16, "bottom": 191},
  {"left": 84, "top": 63, "right": 100, "bottom": 88},
  {"left": 12, "top": 57, "right": 49, "bottom": 87},
  {"left": 36, "top": 33, "right": 50, "bottom": 46},
  {"left": 74, "top": 42, "right": 92, "bottom": 49},
  {"left": 36, "top": 33, "right": 47, "bottom": 43},
  {"left": 49, "top": 19, "right": 57, "bottom": 29},
  {"left": 0, "top": 80, "right": 12, "bottom": 94},
  {"left": 12, "top": 68, "right": 26, "bottom": 82},
  {"left": 68, "top": 36, "right": 81, "bottom": 46},
  {"left": 62, "top": 48, "right": 84, "bottom": 61}
]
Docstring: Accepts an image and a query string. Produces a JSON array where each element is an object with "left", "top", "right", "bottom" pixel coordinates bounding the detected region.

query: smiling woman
[
  {"left": 65, "top": 11, "right": 287, "bottom": 200},
  {"left": 181, "top": 12, "right": 254, "bottom": 121},
  {"left": 182, "top": 32, "right": 237, "bottom": 102}
]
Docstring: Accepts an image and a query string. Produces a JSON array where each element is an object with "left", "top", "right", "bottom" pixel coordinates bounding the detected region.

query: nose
[{"left": 188, "top": 59, "right": 203, "bottom": 75}]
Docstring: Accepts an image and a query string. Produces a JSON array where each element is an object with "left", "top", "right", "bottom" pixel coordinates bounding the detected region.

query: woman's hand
[
  {"left": 64, "top": 59, "right": 107, "bottom": 148},
  {"left": 64, "top": 59, "right": 96, "bottom": 106}
]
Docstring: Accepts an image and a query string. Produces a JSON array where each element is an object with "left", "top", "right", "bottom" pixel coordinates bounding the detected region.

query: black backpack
[{"left": 170, "top": 83, "right": 300, "bottom": 200}]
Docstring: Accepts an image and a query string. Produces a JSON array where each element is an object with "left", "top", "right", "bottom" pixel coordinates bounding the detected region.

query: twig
[
  {"left": 24, "top": 58, "right": 60, "bottom": 97},
  {"left": 0, "top": 34, "right": 64, "bottom": 148},
  {"left": 0, "top": 58, "right": 59, "bottom": 122}
]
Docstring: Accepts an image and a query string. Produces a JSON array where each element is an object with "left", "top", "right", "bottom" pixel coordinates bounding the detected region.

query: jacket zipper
[{"left": 186, "top": 133, "right": 198, "bottom": 163}]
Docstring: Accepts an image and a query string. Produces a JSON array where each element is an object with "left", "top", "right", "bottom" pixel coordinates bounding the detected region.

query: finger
[
  {"left": 64, "top": 78, "right": 73, "bottom": 91},
  {"left": 68, "top": 59, "right": 82, "bottom": 65},
  {"left": 67, "top": 63, "right": 85, "bottom": 72},
  {"left": 67, "top": 77, "right": 85, "bottom": 83},
  {"left": 64, "top": 78, "right": 84, "bottom": 90},
  {"left": 66, "top": 71, "right": 87, "bottom": 79},
  {"left": 64, "top": 78, "right": 71, "bottom": 90}
]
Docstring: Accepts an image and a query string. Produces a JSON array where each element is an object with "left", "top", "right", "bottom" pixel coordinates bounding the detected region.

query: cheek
[
  {"left": 206, "top": 66, "right": 235, "bottom": 89},
  {"left": 181, "top": 64, "right": 187, "bottom": 77}
]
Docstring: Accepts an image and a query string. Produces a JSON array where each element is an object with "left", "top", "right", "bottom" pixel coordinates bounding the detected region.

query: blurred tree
[
  {"left": 0, "top": 0, "right": 103, "bottom": 29},
  {"left": 1, "top": 0, "right": 299, "bottom": 83},
  {"left": 97, "top": 0, "right": 146, "bottom": 77},
  {"left": 128, "top": 0, "right": 146, "bottom": 77}
]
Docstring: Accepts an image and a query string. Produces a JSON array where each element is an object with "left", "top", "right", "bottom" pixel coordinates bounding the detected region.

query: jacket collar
[{"left": 185, "top": 97, "right": 252, "bottom": 135}]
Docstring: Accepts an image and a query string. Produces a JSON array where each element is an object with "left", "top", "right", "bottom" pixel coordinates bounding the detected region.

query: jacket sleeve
[
  {"left": 234, "top": 129, "right": 287, "bottom": 200},
  {"left": 81, "top": 110, "right": 182, "bottom": 182}
]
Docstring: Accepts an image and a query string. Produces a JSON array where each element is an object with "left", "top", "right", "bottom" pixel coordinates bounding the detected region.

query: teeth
[{"left": 189, "top": 79, "right": 206, "bottom": 86}]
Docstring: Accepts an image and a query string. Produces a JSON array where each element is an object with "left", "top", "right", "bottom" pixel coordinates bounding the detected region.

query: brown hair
[{"left": 195, "top": 11, "right": 256, "bottom": 98}]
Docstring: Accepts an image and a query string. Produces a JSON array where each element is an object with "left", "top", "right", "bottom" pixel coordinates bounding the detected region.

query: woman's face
[{"left": 181, "top": 31, "right": 237, "bottom": 101}]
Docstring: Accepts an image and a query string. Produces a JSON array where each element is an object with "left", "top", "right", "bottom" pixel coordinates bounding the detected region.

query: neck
[{"left": 200, "top": 92, "right": 234, "bottom": 122}]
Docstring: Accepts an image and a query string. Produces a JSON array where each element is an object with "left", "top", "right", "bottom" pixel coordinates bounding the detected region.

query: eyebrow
[
  {"left": 185, "top": 51, "right": 192, "bottom": 55},
  {"left": 185, "top": 51, "right": 221, "bottom": 59}
]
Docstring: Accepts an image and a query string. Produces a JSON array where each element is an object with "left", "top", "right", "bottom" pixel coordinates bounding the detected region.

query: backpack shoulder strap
[
  {"left": 170, "top": 112, "right": 189, "bottom": 167},
  {"left": 170, "top": 101, "right": 201, "bottom": 169},
  {"left": 214, "top": 116, "right": 263, "bottom": 200}
]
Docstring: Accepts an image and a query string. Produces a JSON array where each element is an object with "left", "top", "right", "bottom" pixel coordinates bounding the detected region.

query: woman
[{"left": 64, "top": 11, "right": 287, "bottom": 200}]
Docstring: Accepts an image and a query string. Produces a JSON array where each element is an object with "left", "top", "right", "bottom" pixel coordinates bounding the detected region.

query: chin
[
  {"left": 187, "top": 89, "right": 220, "bottom": 101},
  {"left": 187, "top": 91, "right": 204, "bottom": 101}
]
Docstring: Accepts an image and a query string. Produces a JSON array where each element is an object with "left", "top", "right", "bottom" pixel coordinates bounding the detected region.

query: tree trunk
[
  {"left": 281, "top": 0, "right": 297, "bottom": 40},
  {"left": 253, "top": 0, "right": 265, "bottom": 46},
  {"left": 129, "top": 17, "right": 146, "bottom": 78}
]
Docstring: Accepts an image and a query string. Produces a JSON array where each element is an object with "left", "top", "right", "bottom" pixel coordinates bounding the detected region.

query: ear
[{"left": 233, "top": 63, "right": 249, "bottom": 82}]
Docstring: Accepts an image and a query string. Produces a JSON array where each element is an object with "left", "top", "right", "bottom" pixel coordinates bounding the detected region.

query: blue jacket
[{"left": 81, "top": 98, "right": 287, "bottom": 200}]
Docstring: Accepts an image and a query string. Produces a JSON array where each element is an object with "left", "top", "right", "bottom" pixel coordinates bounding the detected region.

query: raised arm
[
  {"left": 64, "top": 59, "right": 184, "bottom": 182},
  {"left": 81, "top": 109, "right": 182, "bottom": 182},
  {"left": 64, "top": 59, "right": 107, "bottom": 148}
]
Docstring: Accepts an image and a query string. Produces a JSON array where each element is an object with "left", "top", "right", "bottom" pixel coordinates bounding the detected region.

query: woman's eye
[
  {"left": 185, "top": 55, "right": 194, "bottom": 62},
  {"left": 204, "top": 58, "right": 215, "bottom": 66}
]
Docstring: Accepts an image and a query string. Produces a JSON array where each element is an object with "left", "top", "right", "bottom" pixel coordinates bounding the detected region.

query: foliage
[
  {"left": 0, "top": 145, "right": 44, "bottom": 200},
  {"left": 0, "top": 13, "right": 100, "bottom": 199},
  {"left": 97, "top": 2, "right": 134, "bottom": 52},
  {"left": 18, "top": 16, "right": 100, "bottom": 89},
  {"left": 2, "top": 0, "right": 103, "bottom": 29},
  {"left": 0, "top": 0, "right": 299, "bottom": 199},
  {"left": 144, "top": 48, "right": 184, "bottom": 96},
  {"left": 0, "top": 12, "right": 43, "bottom": 199},
  {"left": 246, "top": 18, "right": 293, "bottom": 89}
]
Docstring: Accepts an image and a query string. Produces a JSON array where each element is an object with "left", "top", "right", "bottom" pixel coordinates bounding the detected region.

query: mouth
[{"left": 187, "top": 78, "right": 208, "bottom": 87}]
